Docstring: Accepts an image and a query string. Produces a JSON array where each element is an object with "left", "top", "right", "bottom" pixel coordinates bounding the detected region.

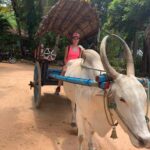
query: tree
[
  {"left": 104, "top": 0, "right": 150, "bottom": 76},
  {"left": 142, "top": 26, "right": 150, "bottom": 77},
  {"left": 0, "top": 14, "right": 11, "bottom": 33},
  {"left": 10, "top": 0, "right": 46, "bottom": 52},
  {"left": 10, "top": 0, "right": 23, "bottom": 54},
  {"left": 92, "top": 0, "right": 112, "bottom": 26},
  {"left": 0, "top": 14, "right": 14, "bottom": 51},
  {"left": 106, "top": 0, "right": 150, "bottom": 48},
  {"left": 23, "top": 0, "right": 38, "bottom": 50}
]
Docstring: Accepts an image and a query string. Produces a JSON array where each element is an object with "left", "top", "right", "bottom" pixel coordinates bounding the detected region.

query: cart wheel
[{"left": 34, "top": 61, "right": 41, "bottom": 108}]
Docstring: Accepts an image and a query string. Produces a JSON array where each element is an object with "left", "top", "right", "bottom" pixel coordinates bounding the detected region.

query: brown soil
[{"left": 0, "top": 63, "right": 149, "bottom": 150}]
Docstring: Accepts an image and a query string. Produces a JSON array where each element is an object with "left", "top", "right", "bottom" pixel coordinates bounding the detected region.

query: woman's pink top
[{"left": 65, "top": 46, "right": 81, "bottom": 63}]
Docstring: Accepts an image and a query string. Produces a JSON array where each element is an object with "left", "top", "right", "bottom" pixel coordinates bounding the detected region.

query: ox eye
[{"left": 120, "top": 98, "right": 126, "bottom": 103}]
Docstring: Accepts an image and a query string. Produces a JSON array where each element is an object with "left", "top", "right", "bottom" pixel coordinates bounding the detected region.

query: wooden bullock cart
[{"left": 29, "top": 0, "right": 100, "bottom": 108}]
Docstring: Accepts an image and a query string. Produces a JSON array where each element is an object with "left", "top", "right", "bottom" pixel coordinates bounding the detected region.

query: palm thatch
[{"left": 36, "top": 0, "right": 100, "bottom": 40}]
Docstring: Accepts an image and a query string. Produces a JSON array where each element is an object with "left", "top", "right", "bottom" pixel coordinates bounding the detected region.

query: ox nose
[{"left": 138, "top": 136, "right": 150, "bottom": 148}]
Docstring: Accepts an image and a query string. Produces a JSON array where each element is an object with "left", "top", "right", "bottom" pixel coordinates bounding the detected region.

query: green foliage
[
  {"left": 91, "top": 0, "right": 112, "bottom": 25},
  {"left": 0, "top": 14, "right": 19, "bottom": 51},
  {"left": 39, "top": 32, "right": 56, "bottom": 48},
  {"left": 106, "top": 0, "right": 150, "bottom": 38},
  {"left": 0, "top": 0, "right": 150, "bottom": 75},
  {"left": 123, "top": 0, "right": 150, "bottom": 25},
  {"left": 134, "top": 55, "right": 142, "bottom": 76},
  {"left": 0, "top": 5, "right": 17, "bottom": 28},
  {"left": 102, "top": 0, "right": 150, "bottom": 76},
  {"left": 107, "top": 37, "right": 126, "bottom": 73},
  {"left": 40, "top": 32, "right": 69, "bottom": 60},
  {"left": 0, "top": 14, "right": 11, "bottom": 33}
]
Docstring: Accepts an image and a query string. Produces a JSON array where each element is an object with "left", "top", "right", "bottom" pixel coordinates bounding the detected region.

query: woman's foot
[{"left": 55, "top": 86, "right": 60, "bottom": 95}]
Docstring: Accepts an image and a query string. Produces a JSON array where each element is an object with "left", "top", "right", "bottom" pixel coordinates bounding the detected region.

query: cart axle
[{"left": 29, "top": 81, "right": 37, "bottom": 89}]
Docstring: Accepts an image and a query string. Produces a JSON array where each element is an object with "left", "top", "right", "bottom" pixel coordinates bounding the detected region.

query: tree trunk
[
  {"left": 132, "top": 32, "right": 138, "bottom": 58},
  {"left": 142, "top": 26, "right": 150, "bottom": 77},
  {"left": 11, "top": 0, "right": 24, "bottom": 56}
]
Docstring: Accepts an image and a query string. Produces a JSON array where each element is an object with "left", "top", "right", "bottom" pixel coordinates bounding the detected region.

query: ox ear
[
  {"left": 81, "top": 51, "right": 86, "bottom": 63},
  {"left": 81, "top": 51, "right": 86, "bottom": 59}
]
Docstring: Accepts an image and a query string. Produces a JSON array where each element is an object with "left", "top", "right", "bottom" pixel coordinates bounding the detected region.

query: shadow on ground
[{"left": 32, "top": 93, "right": 78, "bottom": 150}]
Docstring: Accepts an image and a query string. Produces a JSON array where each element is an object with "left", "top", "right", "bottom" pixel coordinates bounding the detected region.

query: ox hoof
[
  {"left": 88, "top": 143, "right": 97, "bottom": 150},
  {"left": 89, "top": 147, "right": 97, "bottom": 150},
  {"left": 70, "top": 122, "right": 77, "bottom": 127}
]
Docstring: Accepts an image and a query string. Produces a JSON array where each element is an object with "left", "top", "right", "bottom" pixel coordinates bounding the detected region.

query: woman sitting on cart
[{"left": 55, "top": 32, "right": 84, "bottom": 95}]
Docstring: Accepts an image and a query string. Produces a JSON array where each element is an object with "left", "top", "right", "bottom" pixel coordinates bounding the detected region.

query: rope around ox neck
[
  {"left": 103, "top": 90, "right": 118, "bottom": 127},
  {"left": 81, "top": 63, "right": 105, "bottom": 73}
]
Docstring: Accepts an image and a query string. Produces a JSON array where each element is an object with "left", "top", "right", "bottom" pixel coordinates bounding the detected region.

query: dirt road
[{"left": 0, "top": 63, "right": 149, "bottom": 150}]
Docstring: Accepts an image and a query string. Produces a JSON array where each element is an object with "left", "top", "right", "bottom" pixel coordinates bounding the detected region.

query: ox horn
[
  {"left": 100, "top": 34, "right": 135, "bottom": 79},
  {"left": 100, "top": 35, "right": 119, "bottom": 79},
  {"left": 111, "top": 34, "right": 135, "bottom": 76}
]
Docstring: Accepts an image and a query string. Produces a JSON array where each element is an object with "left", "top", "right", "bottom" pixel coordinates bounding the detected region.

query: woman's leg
[
  {"left": 55, "top": 65, "right": 66, "bottom": 95},
  {"left": 56, "top": 70, "right": 65, "bottom": 86}
]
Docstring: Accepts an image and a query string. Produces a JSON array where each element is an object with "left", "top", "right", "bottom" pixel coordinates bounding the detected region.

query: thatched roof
[{"left": 36, "top": 0, "right": 100, "bottom": 40}]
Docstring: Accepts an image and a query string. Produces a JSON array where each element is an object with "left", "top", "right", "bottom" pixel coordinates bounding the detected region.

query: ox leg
[
  {"left": 76, "top": 107, "right": 85, "bottom": 150},
  {"left": 88, "top": 131, "right": 97, "bottom": 150},
  {"left": 71, "top": 102, "right": 77, "bottom": 127},
  {"left": 84, "top": 120, "right": 97, "bottom": 150},
  {"left": 79, "top": 134, "right": 84, "bottom": 150}
]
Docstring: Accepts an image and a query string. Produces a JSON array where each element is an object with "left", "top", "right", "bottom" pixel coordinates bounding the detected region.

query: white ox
[{"left": 64, "top": 34, "right": 150, "bottom": 150}]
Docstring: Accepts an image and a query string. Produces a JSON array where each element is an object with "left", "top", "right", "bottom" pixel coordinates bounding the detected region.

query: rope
[
  {"left": 148, "top": 79, "right": 150, "bottom": 101},
  {"left": 81, "top": 64, "right": 106, "bottom": 74},
  {"left": 146, "top": 78, "right": 150, "bottom": 117},
  {"left": 103, "top": 90, "right": 118, "bottom": 127},
  {"left": 145, "top": 78, "right": 150, "bottom": 131}
]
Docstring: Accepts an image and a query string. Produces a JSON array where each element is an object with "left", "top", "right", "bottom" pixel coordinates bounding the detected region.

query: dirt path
[{"left": 0, "top": 63, "right": 149, "bottom": 150}]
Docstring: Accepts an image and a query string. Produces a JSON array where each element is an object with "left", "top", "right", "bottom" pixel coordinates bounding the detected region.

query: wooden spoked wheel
[{"left": 33, "top": 61, "right": 41, "bottom": 108}]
